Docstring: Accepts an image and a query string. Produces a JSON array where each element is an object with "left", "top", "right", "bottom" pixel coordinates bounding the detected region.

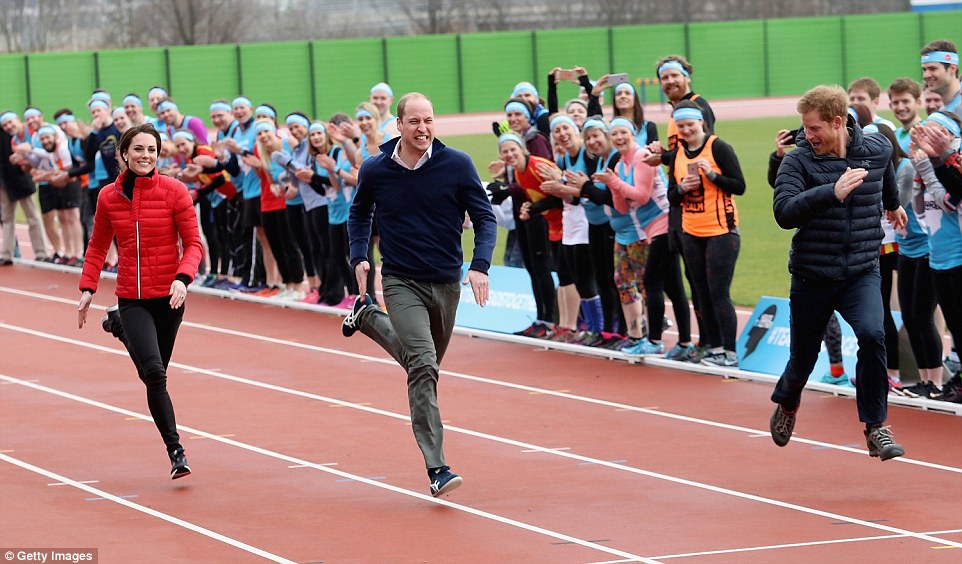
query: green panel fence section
[
  {"left": 26, "top": 51, "right": 96, "bottom": 118},
  {"left": 97, "top": 48, "right": 167, "bottom": 106},
  {"left": 167, "top": 44, "right": 238, "bottom": 123},
  {"left": 239, "top": 41, "right": 314, "bottom": 119},
  {"left": 312, "top": 38, "right": 384, "bottom": 120},
  {"left": 0, "top": 55, "right": 27, "bottom": 113},
  {"left": 843, "top": 12, "right": 921, "bottom": 92},
  {"left": 689, "top": 20, "right": 766, "bottom": 99},
  {"left": 5, "top": 11, "right": 962, "bottom": 123},
  {"left": 767, "top": 17, "right": 844, "bottom": 96},
  {"left": 460, "top": 31, "right": 534, "bottom": 113},
  {"left": 386, "top": 35, "right": 460, "bottom": 115}
]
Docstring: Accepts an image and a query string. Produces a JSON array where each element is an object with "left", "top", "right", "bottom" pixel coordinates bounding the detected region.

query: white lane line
[
  {"left": 1, "top": 312, "right": 956, "bottom": 476},
  {"left": 0, "top": 373, "right": 655, "bottom": 563},
  {"left": 0, "top": 453, "right": 296, "bottom": 563},
  {"left": 4, "top": 353, "right": 962, "bottom": 553}
]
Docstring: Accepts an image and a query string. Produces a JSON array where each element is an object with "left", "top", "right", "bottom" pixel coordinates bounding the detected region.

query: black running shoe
[
  {"left": 770, "top": 405, "right": 796, "bottom": 447},
  {"left": 342, "top": 294, "right": 374, "bottom": 337},
  {"left": 865, "top": 425, "right": 904, "bottom": 461},
  {"left": 169, "top": 448, "right": 191, "bottom": 479}
]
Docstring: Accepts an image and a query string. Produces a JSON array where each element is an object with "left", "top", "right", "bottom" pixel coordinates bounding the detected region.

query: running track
[{"left": 2, "top": 265, "right": 961, "bottom": 563}]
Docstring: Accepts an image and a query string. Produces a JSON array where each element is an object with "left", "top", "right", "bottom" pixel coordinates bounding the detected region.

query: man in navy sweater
[{"left": 343, "top": 92, "right": 497, "bottom": 497}]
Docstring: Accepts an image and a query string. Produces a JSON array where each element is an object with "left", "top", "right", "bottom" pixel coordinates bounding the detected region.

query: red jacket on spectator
[{"left": 80, "top": 170, "right": 203, "bottom": 299}]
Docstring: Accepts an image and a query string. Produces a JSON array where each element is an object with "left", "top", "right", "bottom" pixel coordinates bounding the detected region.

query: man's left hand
[{"left": 463, "top": 270, "right": 489, "bottom": 307}]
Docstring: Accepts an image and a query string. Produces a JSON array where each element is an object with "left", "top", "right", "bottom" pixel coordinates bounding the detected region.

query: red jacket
[{"left": 80, "top": 170, "right": 203, "bottom": 299}]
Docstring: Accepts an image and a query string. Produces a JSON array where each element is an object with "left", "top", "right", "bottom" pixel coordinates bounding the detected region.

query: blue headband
[
  {"left": 355, "top": 109, "right": 373, "bottom": 119},
  {"left": 36, "top": 125, "right": 56, "bottom": 138},
  {"left": 615, "top": 83, "right": 635, "bottom": 96},
  {"left": 504, "top": 101, "right": 531, "bottom": 119},
  {"left": 112, "top": 108, "right": 126, "bottom": 118},
  {"left": 90, "top": 91, "right": 111, "bottom": 102},
  {"left": 847, "top": 107, "right": 859, "bottom": 122},
  {"left": 370, "top": 82, "right": 393, "bottom": 97},
  {"left": 148, "top": 87, "right": 168, "bottom": 98},
  {"left": 172, "top": 130, "right": 195, "bottom": 142},
  {"left": 309, "top": 122, "right": 327, "bottom": 134},
  {"left": 253, "top": 121, "right": 276, "bottom": 135},
  {"left": 512, "top": 82, "right": 539, "bottom": 98},
  {"left": 156, "top": 101, "right": 178, "bottom": 113},
  {"left": 232, "top": 96, "right": 252, "bottom": 108},
  {"left": 209, "top": 102, "right": 231, "bottom": 113},
  {"left": 926, "top": 112, "right": 962, "bottom": 138},
  {"left": 123, "top": 95, "right": 143, "bottom": 107},
  {"left": 498, "top": 132, "right": 525, "bottom": 148},
  {"left": 672, "top": 108, "right": 704, "bottom": 122},
  {"left": 254, "top": 105, "right": 276, "bottom": 119},
  {"left": 285, "top": 114, "right": 309, "bottom": 128},
  {"left": 0, "top": 112, "right": 15, "bottom": 124},
  {"left": 581, "top": 118, "right": 608, "bottom": 133},
  {"left": 55, "top": 114, "right": 76, "bottom": 125},
  {"left": 921, "top": 51, "right": 960, "bottom": 66},
  {"left": 658, "top": 61, "right": 690, "bottom": 78},
  {"left": 550, "top": 115, "right": 578, "bottom": 133},
  {"left": 609, "top": 117, "right": 637, "bottom": 135},
  {"left": 159, "top": 132, "right": 169, "bottom": 141},
  {"left": 88, "top": 100, "right": 109, "bottom": 111},
  {"left": 23, "top": 108, "right": 41, "bottom": 119}
]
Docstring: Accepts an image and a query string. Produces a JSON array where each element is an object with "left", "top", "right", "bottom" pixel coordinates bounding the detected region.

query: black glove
[{"left": 487, "top": 181, "right": 510, "bottom": 205}]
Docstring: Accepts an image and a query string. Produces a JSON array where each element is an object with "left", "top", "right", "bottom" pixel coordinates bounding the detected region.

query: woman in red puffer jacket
[{"left": 77, "top": 123, "right": 203, "bottom": 480}]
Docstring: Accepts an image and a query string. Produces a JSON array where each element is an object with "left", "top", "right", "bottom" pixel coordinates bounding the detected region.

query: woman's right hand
[{"left": 77, "top": 291, "right": 92, "bottom": 329}]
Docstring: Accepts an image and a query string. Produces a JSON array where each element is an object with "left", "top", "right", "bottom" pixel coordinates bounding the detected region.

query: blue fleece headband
[
  {"left": 609, "top": 117, "right": 637, "bottom": 135},
  {"left": 847, "top": 107, "right": 859, "bottom": 122},
  {"left": 0, "top": 112, "right": 15, "bottom": 124},
  {"left": 148, "top": 87, "right": 168, "bottom": 98},
  {"left": 159, "top": 132, "right": 169, "bottom": 141},
  {"left": 23, "top": 108, "right": 41, "bottom": 119},
  {"left": 309, "top": 122, "right": 327, "bottom": 134},
  {"left": 90, "top": 91, "right": 111, "bottom": 102},
  {"left": 55, "top": 114, "right": 76, "bottom": 125},
  {"left": 285, "top": 115, "right": 309, "bottom": 128},
  {"left": 550, "top": 115, "right": 578, "bottom": 133},
  {"left": 658, "top": 61, "right": 690, "bottom": 78},
  {"left": 209, "top": 102, "right": 231, "bottom": 113},
  {"left": 504, "top": 101, "right": 530, "bottom": 119},
  {"left": 921, "top": 51, "right": 960, "bottom": 66},
  {"left": 926, "top": 112, "right": 962, "bottom": 138},
  {"left": 254, "top": 105, "right": 276, "bottom": 119},
  {"left": 370, "top": 82, "right": 393, "bottom": 97},
  {"left": 512, "top": 82, "right": 538, "bottom": 98},
  {"left": 36, "top": 125, "right": 56, "bottom": 138},
  {"left": 355, "top": 109, "right": 373, "bottom": 119},
  {"left": 253, "top": 121, "right": 276, "bottom": 135},
  {"left": 581, "top": 118, "right": 608, "bottom": 133},
  {"left": 498, "top": 132, "right": 525, "bottom": 148},
  {"left": 615, "top": 83, "right": 635, "bottom": 96},
  {"left": 112, "top": 108, "right": 125, "bottom": 118},
  {"left": 231, "top": 96, "right": 252, "bottom": 108},
  {"left": 123, "top": 95, "right": 143, "bottom": 107},
  {"left": 172, "top": 130, "right": 195, "bottom": 142},
  {"left": 156, "top": 101, "right": 178, "bottom": 113},
  {"left": 672, "top": 107, "right": 704, "bottom": 122},
  {"left": 88, "top": 100, "right": 109, "bottom": 111}
]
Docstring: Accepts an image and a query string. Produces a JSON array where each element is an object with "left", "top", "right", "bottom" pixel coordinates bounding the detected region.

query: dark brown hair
[{"left": 119, "top": 123, "right": 162, "bottom": 163}]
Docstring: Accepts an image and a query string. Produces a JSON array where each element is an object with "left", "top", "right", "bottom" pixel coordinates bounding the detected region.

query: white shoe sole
[{"left": 432, "top": 476, "right": 462, "bottom": 497}]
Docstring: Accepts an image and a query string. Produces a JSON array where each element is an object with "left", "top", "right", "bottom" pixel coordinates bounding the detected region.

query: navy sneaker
[
  {"left": 342, "top": 294, "right": 374, "bottom": 337},
  {"left": 428, "top": 465, "right": 462, "bottom": 497},
  {"left": 169, "top": 448, "right": 191, "bottom": 479}
]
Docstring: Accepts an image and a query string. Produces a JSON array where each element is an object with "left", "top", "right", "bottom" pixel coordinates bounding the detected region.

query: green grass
[{"left": 445, "top": 115, "right": 805, "bottom": 307}]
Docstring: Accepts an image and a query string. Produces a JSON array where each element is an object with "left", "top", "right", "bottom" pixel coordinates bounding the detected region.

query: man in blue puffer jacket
[{"left": 769, "top": 85, "right": 908, "bottom": 461}]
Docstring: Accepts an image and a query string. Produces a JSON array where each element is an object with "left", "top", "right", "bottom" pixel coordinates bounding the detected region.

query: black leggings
[
  {"left": 933, "top": 265, "right": 962, "bottom": 366},
  {"left": 212, "top": 200, "right": 236, "bottom": 276},
  {"left": 681, "top": 231, "right": 739, "bottom": 351},
  {"left": 516, "top": 214, "right": 556, "bottom": 322},
  {"left": 897, "top": 254, "right": 941, "bottom": 369},
  {"left": 560, "top": 243, "right": 597, "bottom": 298},
  {"left": 306, "top": 205, "right": 331, "bottom": 289},
  {"left": 286, "top": 203, "right": 315, "bottom": 278},
  {"left": 261, "top": 208, "right": 304, "bottom": 285},
  {"left": 644, "top": 234, "right": 691, "bottom": 342},
  {"left": 197, "top": 197, "right": 217, "bottom": 275},
  {"left": 668, "top": 207, "right": 704, "bottom": 342},
  {"left": 118, "top": 297, "right": 185, "bottom": 455},
  {"left": 325, "top": 222, "right": 357, "bottom": 303},
  {"left": 588, "top": 222, "right": 623, "bottom": 333},
  {"left": 880, "top": 251, "right": 899, "bottom": 370}
]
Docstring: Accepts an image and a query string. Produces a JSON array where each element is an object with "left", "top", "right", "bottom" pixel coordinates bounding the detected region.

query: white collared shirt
[{"left": 391, "top": 142, "right": 432, "bottom": 170}]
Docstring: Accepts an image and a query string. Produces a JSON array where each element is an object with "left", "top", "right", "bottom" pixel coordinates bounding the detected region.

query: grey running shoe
[
  {"left": 865, "top": 425, "right": 904, "bottom": 461},
  {"left": 770, "top": 405, "right": 796, "bottom": 447},
  {"left": 943, "top": 356, "right": 961, "bottom": 377},
  {"left": 701, "top": 351, "right": 738, "bottom": 367},
  {"left": 685, "top": 345, "right": 711, "bottom": 363}
]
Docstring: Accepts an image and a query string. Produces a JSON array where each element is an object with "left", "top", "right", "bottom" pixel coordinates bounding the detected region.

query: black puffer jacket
[
  {"left": 773, "top": 118, "right": 898, "bottom": 280},
  {"left": 0, "top": 129, "right": 37, "bottom": 201}
]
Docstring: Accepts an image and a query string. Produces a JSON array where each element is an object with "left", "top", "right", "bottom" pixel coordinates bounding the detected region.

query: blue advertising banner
[
  {"left": 737, "top": 296, "right": 903, "bottom": 378},
  {"left": 455, "top": 264, "right": 555, "bottom": 333}
]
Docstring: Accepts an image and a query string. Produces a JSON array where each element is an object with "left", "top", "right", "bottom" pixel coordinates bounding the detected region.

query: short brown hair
[
  {"left": 797, "top": 85, "right": 848, "bottom": 123},
  {"left": 848, "top": 77, "right": 881, "bottom": 100},
  {"left": 655, "top": 55, "right": 693, "bottom": 78},
  {"left": 888, "top": 77, "right": 921, "bottom": 100},
  {"left": 396, "top": 93, "right": 432, "bottom": 120},
  {"left": 118, "top": 123, "right": 162, "bottom": 161},
  {"left": 922, "top": 39, "right": 960, "bottom": 78}
]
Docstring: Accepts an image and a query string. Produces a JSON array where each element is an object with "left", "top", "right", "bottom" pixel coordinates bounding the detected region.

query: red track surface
[{"left": 2, "top": 265, "right": 961, "bottom": 563}]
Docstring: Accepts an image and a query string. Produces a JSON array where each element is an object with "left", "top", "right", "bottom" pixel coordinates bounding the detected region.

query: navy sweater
[{"left": 348, "top": 138, "right": 497, "bottom": 284}]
